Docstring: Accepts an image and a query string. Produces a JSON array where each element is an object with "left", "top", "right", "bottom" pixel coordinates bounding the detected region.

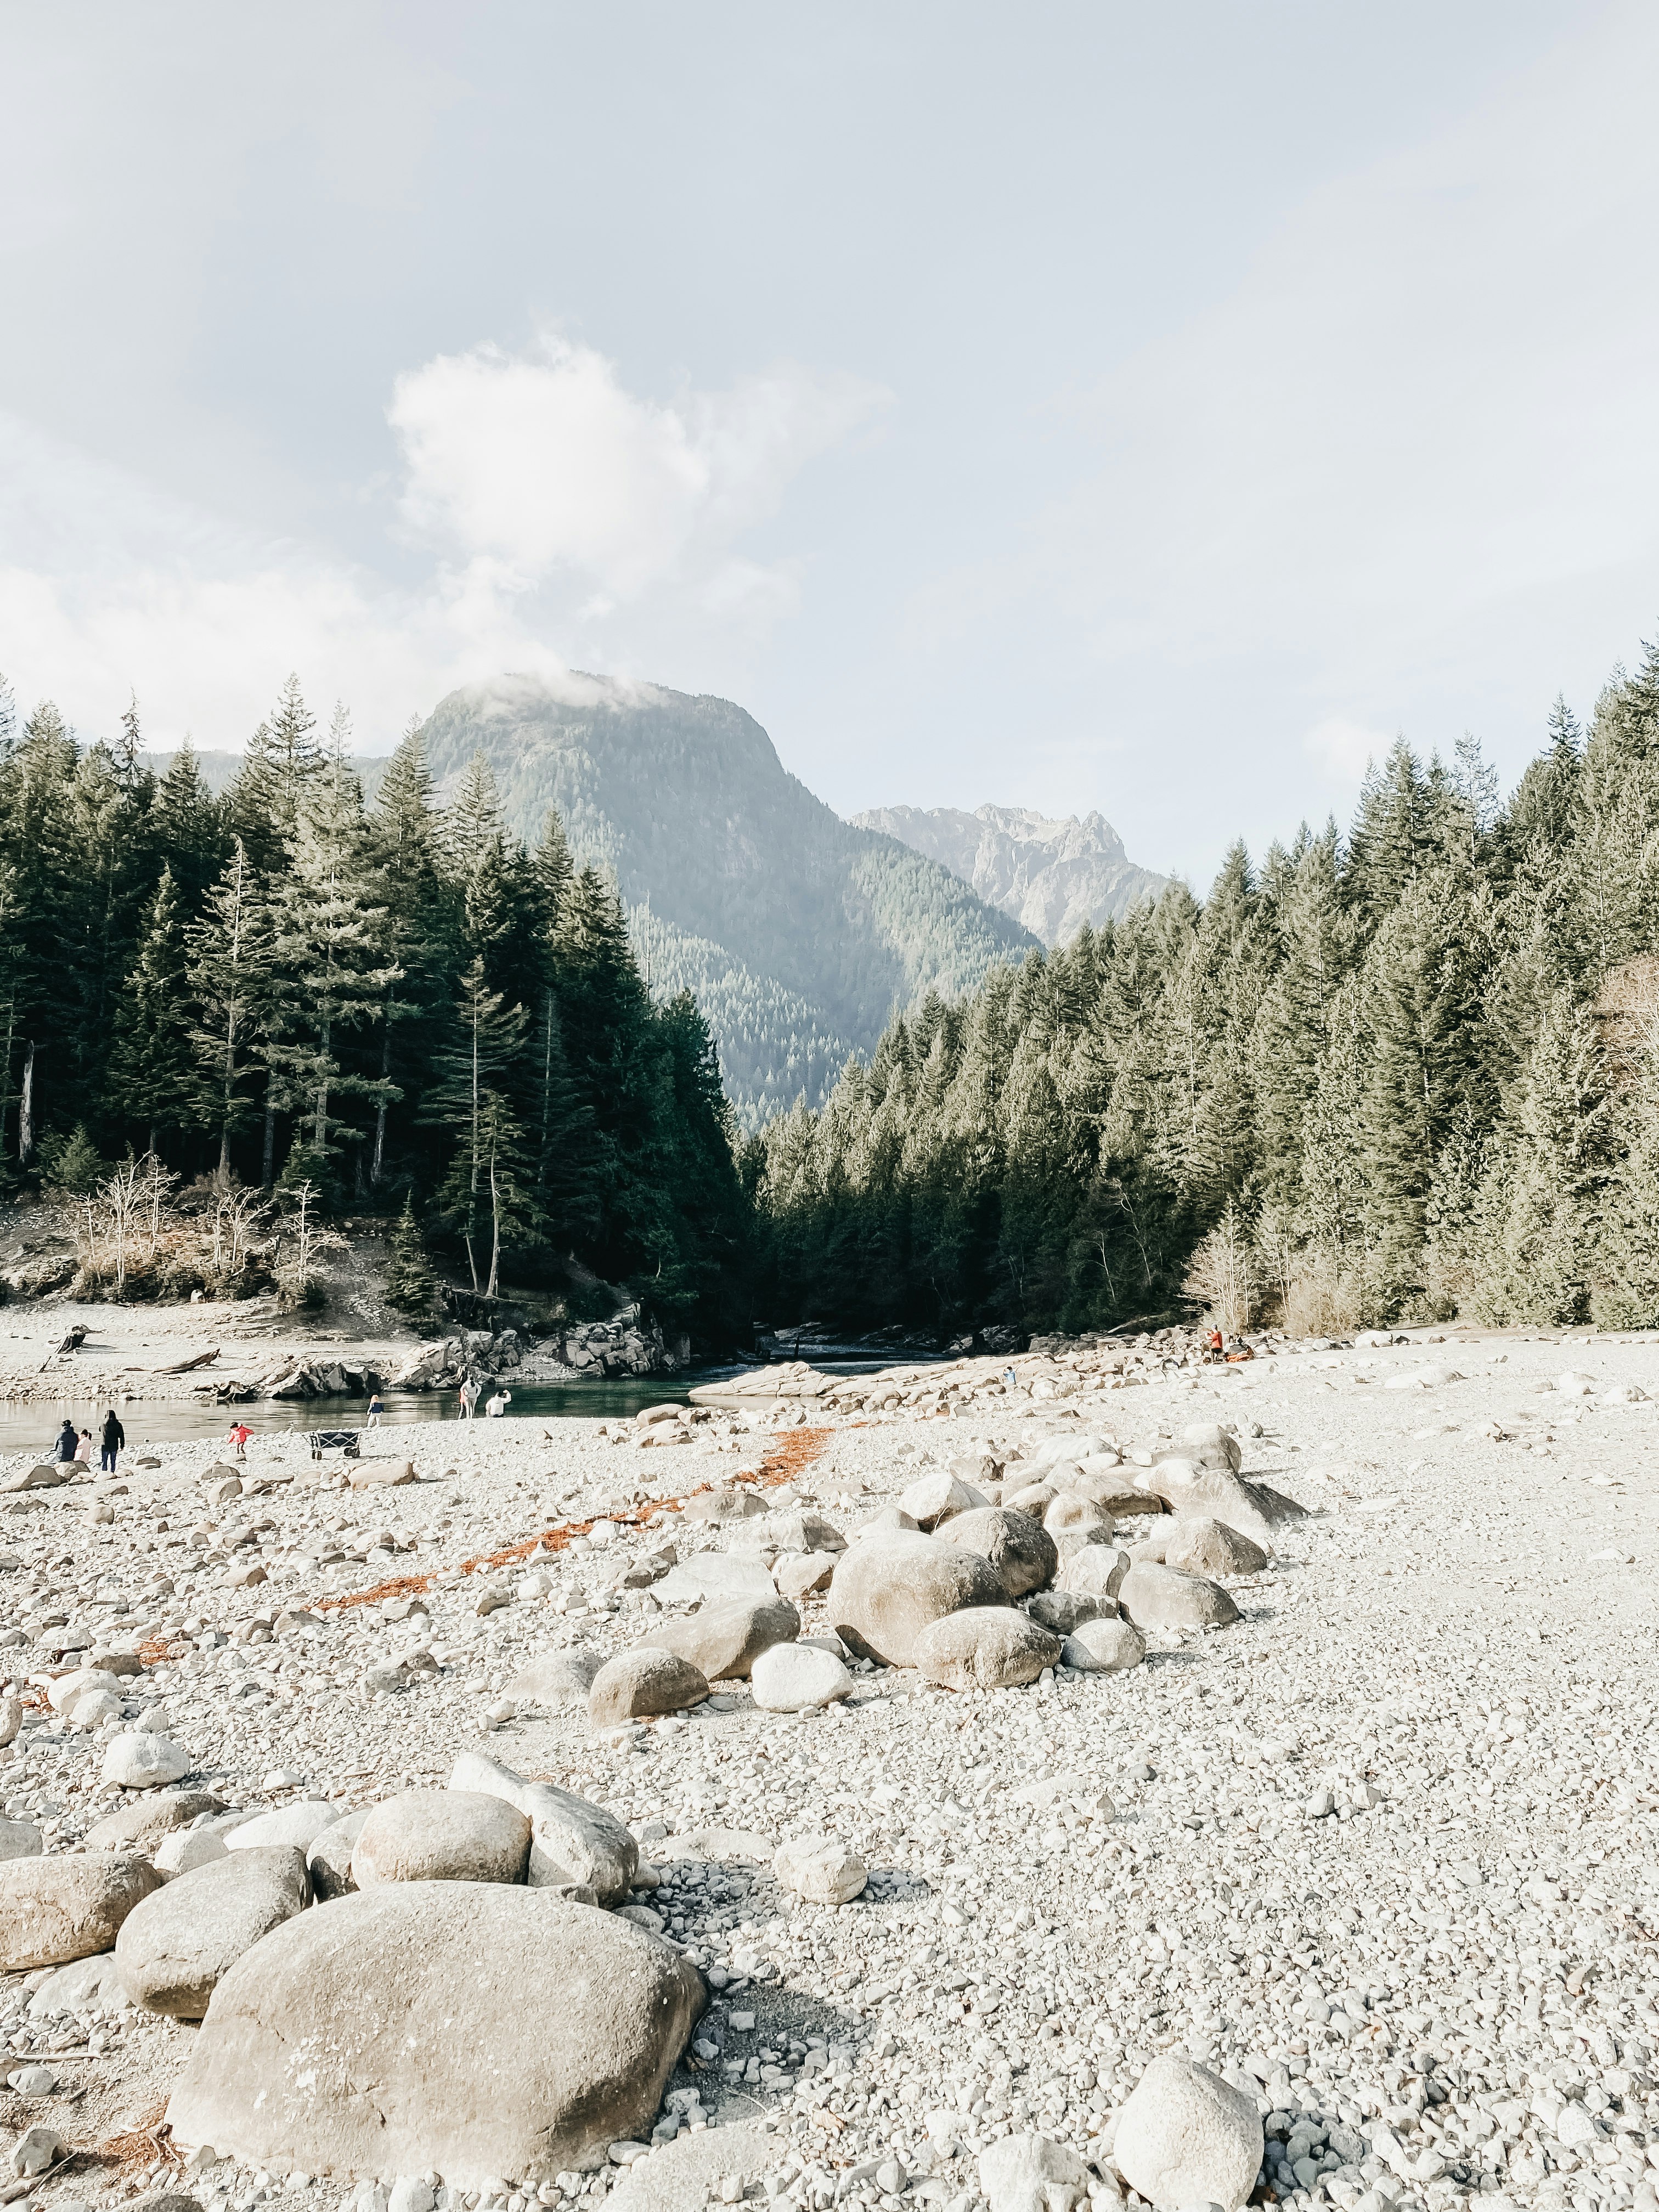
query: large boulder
[
  {"left": 641, "top": 1597, "right": 798, "bottom": 1682},
  {"left": 0, "top": 1854, "right": 161, "bottom": 1970},
  {"left": 936, "top": 1508, "right": 1057, "bottom": 1599},
  {"left": 115, "top": 1847, "right": 311, "bottom": 2020},
  {"left": 448, "top": 1752, "right": 638, "bottom": 1903},
  {"left": 827, "top": 1533, "right": 1008, "bottom": 1667},
  {"left": 912, "top": 1608, "right": 1060, "bottom": 1691},
  {"left": 103, "top": 1733, "right": 191, "bottom": 1791},
  {"left": 1179, "top": 1422, "right": 1242, "bottom": 1472},
  {"left": 750, "top": 1643, "right": 854, "bottom": 1713},
  {"left": 1042, "top": 1493, "right": 1113, "bottom": 1540},
  {"left": 757, "top": 1509, "right": 846, "bottom": 1555},
  {"left": 1057, "top": 1545, "right": 1130, "bottom": 1600},
  {"left": 0, "top": 1818, "right": 41, "bottom": 1862},
  {"left": 227, "top": 1803, "right": 342, "bottom": 1853},
  {"left": 1056, "top": 1464, "right": 1152, "bottom": 1516},
  {"left": 1165, "top": 1516, "right": 1268, "bottom": 1577},
  {"left": 682, "top": 1487, "right": 766, "bottom": 1525},
  {"left": 652, "top": 1552, "right": 778, "bottom": 1607},
  {"left": 896, "top": 1471, "right": 989, "bottom": 1530},
  {"left": 352, "top": 1791, "right": 531, "bottom": 1888},
  {"left": 589, "top": 1650, "right": 709, "bottom": 1726},
  {"left": 84, "top": 1790, "right": 224, "bottom": 1854},
  {"left": 166, "top": 1886, "right": 704, "bottom": 2186},
  {"left": 1119, "top": 1561, "right": 1239, "bottom": 1633},
  {"left": 1113, "top": 2055, "right": 1263, "bottom": 2212},
  {"left": 1061, "top": 1618, "right": 1146, "bottom": 1673}
]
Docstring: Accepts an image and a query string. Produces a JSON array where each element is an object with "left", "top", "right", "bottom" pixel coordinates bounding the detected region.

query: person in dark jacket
[
  {"left": 100, "top": 1408, "right": 124, "bottom": 1472},
  {"left": 53, "top": 1419, "right": 78, "bottom": 1463}
]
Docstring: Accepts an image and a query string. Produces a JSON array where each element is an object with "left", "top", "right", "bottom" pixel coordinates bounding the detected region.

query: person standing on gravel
[
  {"left": 366, "top": 1389, "right": 385, "bottom": 1429},
  {"left": 458, "top": 1375, "right": 478, "bottom": 1420},
  {"left": 99, "top": 1407, "right": 124, "bottom": 1472}
]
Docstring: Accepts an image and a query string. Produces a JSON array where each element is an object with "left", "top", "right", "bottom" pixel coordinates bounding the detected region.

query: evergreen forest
[
  {"left": 0, "top": 674, "right": 748, "bottom": 1331},
  {"left": 748, "top": 640, "right": 1659, "bottom": 1339},
  {"left": 8, "top": 633, "right": 1659, "bottom": 1347}
]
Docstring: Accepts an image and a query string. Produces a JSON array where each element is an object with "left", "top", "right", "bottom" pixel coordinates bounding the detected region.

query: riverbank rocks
[
  {"left": 1058, "top": 1544, "right": 1129, "bottom": 1600},
  {"left": 1165, "top": 1515, "right": 1268, "bottom": 1577},
  {"left": 1180, "top": 1421, "right": 1243, "bottom": 1471},
  {"left": 103, "top": 1731, "right": 191, "bottom": 1790},
  {"left": 1119, "top": 1561, "right": 1239, "bottom": 1632},
  {"left": 0, "top": 1853, "right": 161, "bottom": 1970},
  {"left": 1113, "top": 2055, "right": 1263, "bottom": 2212},
  {"left": 165, "top": 1886, "right": 704, "bottom": 2187},
  {"left": 0, "top": 1818, "right": 41, "bottom": 1861},
  {"left": 750, "top": 1641, "right": 854, "bottom": 1712},
  {"left": 1042, "top": 1493, "right": 1113, "bottom": 1541},
  {"left": 84, "top": 1789, "right": 223, "bottom": 1854},
  {"left": 644, "top": 1595, "right": 798, "bottom": 1681},
  {"left": 589, "top": 1649, "right": 709, "bottom": 1725},
  {"left": 827, "top": 1532, "right": 1008, "bottom": 1667},
  {"left": 913, "top": 1607, "right": 1060, "bottom": 1691},
  {"left": 307, "top": 1810, "right": 369, "bottom": 1900},
  {"left": 979, "top": 2132, "right": 1091, "bottom": 2212},
  {"left": 115, "top": 1846, "right": 311, "bottom": 2019},
  {"left": 683, "top": 1487, "right": 766, "bottom": 1524},
  {"left": 1026, "top": 1589, "right": 1113, "bottom": 1636},
  {"left": 506, "top": 1649, "right": 603, "bottom": 1707},
  {"left": 352, "top": 1790, "right": 531, "bottom": 1888},
  {"left": 774, "top": 1836, "right": 867, "bottom": 1905},
  {"left": 938, "top": 1507, "right": 1057, "bottom": 1598},
  {"left": 228, "top": 1802, "right": 341, "bottom": 1853},
  {"left": 897, "top": 1470, "right": 989, "bottom": 1529},
  {"left": 1061, "top": 1617, "right": 1146, "bottom": 1672},
  {"left": 774, "top": 1551, "right": 837, "bottom": 1601},
  {"left": 448, "top": 1751, "right": 639, "bottom": 1903}
]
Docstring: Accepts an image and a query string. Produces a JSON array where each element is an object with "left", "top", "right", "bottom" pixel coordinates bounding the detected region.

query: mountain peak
[{"left": 849, "top": 802, "right": 1165, "bottom": 946}]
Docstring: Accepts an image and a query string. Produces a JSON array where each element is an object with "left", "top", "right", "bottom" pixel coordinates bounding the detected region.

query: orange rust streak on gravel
[{"left": 309, "top": 1424, "right": 835, "bottom": 1613}]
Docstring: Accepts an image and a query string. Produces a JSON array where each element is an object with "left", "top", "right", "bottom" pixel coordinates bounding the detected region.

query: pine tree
[
  {"left": 424, "top": 955, "right": 534, "bottom": 1294},
  {"left": 268, "top": 738, "right": 399, "bottom": 1193},
  {"left": 383, "top": 1193, "right": 437, "bottom": 1316},
  {"left": 227, "top": 675, "right": 320, "bottom": 866},
  {"left": 186, "top": 839, "right": 276, "bottom": 1178},
  {"left": 108, "top": 867, "right": 194, "bottom": 1154}
]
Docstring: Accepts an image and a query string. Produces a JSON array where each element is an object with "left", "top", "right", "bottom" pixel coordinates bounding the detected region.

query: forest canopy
[
  {"left": 9, "top": 629, "right": 1659, "bottom": 1345},
  {"left": 0, "top": 674, "right": 747, "bottom": 1331},
  {"left": 747, "top": 636, "right": 1659, "bottom": 1339}
]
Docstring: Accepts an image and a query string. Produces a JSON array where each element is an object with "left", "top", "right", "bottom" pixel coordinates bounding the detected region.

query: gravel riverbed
[{"left": 1, "top": 1326, "right": 1656, "bottom": 2212}]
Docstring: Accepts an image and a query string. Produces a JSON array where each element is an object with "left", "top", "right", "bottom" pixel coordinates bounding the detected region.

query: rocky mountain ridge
[{"left": 850, "top": 802, "right": 1166, "bottom": 945}]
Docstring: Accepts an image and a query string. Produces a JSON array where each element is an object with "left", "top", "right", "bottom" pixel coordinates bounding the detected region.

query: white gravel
[{"left": 2, "top": 1327, "right": 1657, "bottom": 2212}]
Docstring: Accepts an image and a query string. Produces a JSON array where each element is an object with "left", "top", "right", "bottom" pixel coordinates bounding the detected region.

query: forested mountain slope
[
  {"left": 852, "top": 802, "right": 1167, "bottom": 943},
  {"left": 754, "top": 648, "right": 1659, "bottom": 1340},
  {"left": 417, "top": 675, "right": 1038, "bottom": 1125}
]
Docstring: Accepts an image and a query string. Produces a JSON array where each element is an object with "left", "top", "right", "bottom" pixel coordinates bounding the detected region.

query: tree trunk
[
  {"left": 371, "top": 1007, "right": 391, "bottom": 1187},
  {"left": 487, "top": 1146, "right": 501, "bottom": 1299},
  {"left": 18, "top": 1041, "right": 35, "bottom": 1166},
  {"left": 262, "top": 1078, "right": 278, "bottom": 1190}
]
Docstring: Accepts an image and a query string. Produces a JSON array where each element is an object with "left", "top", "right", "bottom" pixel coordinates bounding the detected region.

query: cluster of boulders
[
  {"left": 0, "top": 1745, "right": 706, "bottom": 2190},
  {"left": 562, "top": 1421, "right": 1294, "bottom": 1718},
  {"left": 387, "top": 1329, "right": 528, "bottom": 1393},
  {"left": 556, "top": 1305, "right": 691, "bottom": 1379}
]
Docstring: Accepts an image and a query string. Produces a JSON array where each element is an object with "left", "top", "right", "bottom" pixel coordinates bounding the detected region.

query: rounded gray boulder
[
  {"left": 937, "top": 1508, "right": 1057, "bottom": 1599},
  {"left": 588, "top": 1649, "right": 709, "bottom": 1726},
  {"left": 1119, "top": 1561, "right": 1240, "bottom": 1632},
  {"left": 165, "top": 1884, "right": 705, "bottom": 2187},
  {"left": 827, "top": 1532, "right": 1008, "bottom": 1667},
  {"left": 913, "top": 1607, "right": 1060, "bottom": 1691},
  {"left": 352, "top": 1790, "right": 531, "bottom": 1888},
  {"left": 1165, "top": 1516, "right": 1268, "bottom": 1577},
  {"left": 641, "top": 1596, "right": 799, "bottom": 1681},
  {"left": 115, "top": 1846, "right": 311, "bottom": 2020},
  {"left": 1114, "top": 2053, "right": 1263, "bottom": 2211},
  {"left": 0, "top": 1852, "right": 161, "bottom": 1971}
]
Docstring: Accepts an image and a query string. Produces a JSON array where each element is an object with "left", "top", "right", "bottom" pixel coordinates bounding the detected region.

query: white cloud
[
  {"left": 389, "top": 335, "right": 889, "bottom": 603},
  {"left": 0, "top": 338, "right": 889, "bottom": 750}
]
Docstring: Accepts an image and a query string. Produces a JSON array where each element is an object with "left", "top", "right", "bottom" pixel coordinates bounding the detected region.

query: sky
[{"left": 3, "top": 1, "right": 1658, "bottom": 885}]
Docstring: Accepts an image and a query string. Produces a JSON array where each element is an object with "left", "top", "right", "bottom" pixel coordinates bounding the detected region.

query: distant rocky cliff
[{"left": 850, "top": 802, "right": 1166, "bottom": 946}]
